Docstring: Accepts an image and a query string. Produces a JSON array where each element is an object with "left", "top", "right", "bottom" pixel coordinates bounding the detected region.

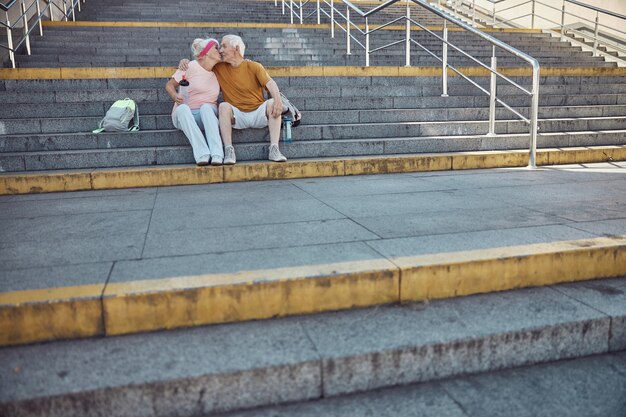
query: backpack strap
[
  {"left": 92, "top": 117, "right": 106, "bottom": 134},
  {"left": 129, "top": 101, "right": 140, "bottom": 132}
]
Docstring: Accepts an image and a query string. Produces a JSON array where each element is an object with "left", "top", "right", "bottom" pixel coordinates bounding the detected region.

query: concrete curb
[
  {"left": 1, "top": 235, "right": 625, "bottom": 346},
  {"left": 1, "top": 146, "right": 625, "bottom": 196}
]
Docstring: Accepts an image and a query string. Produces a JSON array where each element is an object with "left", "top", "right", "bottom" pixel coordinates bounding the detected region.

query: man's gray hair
[
  {"left": 222, "top": 34, "right": 246, "bottom": 58},
  {"left": 190, "top": 38, "right": 218, "bottom": 59}
]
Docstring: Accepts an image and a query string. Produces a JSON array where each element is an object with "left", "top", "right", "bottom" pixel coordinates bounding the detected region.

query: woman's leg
[
  {"left": 172, "top": 104, "right": 211, "bottom": 164},
  {"left": 199, "top": 104, "right": 224, "bottom": 160}
]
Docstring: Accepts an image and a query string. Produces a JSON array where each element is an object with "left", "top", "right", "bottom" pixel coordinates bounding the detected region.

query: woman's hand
[
  {"left": 173, "top": 94, "right": 184, "bottom": 105},
  {"left": 179, "top": 59, "right": 190, "bottom": 71}
]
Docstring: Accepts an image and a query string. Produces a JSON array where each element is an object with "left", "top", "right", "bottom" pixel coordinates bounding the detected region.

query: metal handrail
[
  {"left": 455, "top": 0, "right": 626, "bottom": 59},
  {"left": 277, "top": 0, "right": 540, "bottom": 168},
  {"left": 1, "top": 0, "right": 85, "bottom": 68}
]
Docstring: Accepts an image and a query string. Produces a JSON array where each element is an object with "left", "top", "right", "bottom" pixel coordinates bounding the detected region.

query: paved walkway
[{"left": 2, "top": 162, "right": 625, "bottom": 294}]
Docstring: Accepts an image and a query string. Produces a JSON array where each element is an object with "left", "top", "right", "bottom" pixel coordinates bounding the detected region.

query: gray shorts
[{"left": 232, "top": 101, "right": 269, "bottom": 129}]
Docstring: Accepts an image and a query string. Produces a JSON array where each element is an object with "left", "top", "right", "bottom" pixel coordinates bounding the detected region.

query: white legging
[{"left": 172, "top": 103, "right": 223, "bottom": 162}]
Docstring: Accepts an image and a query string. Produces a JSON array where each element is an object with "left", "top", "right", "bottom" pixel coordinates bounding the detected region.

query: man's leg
[
  {"left": 265, "top": 98, "right": 287, "bottom": 162},
  {"left": 219, "top": 102, "right": 234, "bottom": 146},
  {"left": 265, "top": 98, "right": 282, "bottom": 146},
  {"left": 219, "top": 102, "right": 237, "bottom": 165}
]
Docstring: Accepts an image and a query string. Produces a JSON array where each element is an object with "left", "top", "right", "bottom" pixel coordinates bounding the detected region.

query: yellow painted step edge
[
  {"left": 41, "top": 20, "right": 543, "bottom": 34},
  {"left": 1, "top": 146, "right": 625, "bottom": 196},
  {"left": 1, "top": 235, "right": 625, "bottom": 346},
  {"left": 3, "top": 65, "right": 626, "bottom": 79}
]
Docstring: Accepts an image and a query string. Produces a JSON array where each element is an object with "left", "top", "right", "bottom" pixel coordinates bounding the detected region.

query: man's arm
[
  {"left": 265, "top": 79, "right": 283, "bottom": 118},
  {"left": 179, "top": 59, "right": 190, "bottom": 71}
]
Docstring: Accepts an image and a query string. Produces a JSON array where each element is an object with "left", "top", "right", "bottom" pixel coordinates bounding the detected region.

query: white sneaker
[
  {"left": 268, "top": 144, "right": 287, "bottom": 162},
  {"left": 196, "top": 155, "right": 210, "bottom": 166},
  {"left": 224, "top": 145, "right": 236, "bottom": 165},
  {"left": 210, "top": 156, "right": 223, "bottom": 166}
]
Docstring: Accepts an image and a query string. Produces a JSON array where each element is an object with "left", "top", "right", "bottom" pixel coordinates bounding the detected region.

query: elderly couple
[{"left": 165, "top": 34, "right": 287, "bottom": 166}]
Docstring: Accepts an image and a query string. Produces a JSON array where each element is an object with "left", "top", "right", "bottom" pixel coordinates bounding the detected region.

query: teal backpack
[{"left": 93, "top": 98, "right": 139, "bottom": 133}]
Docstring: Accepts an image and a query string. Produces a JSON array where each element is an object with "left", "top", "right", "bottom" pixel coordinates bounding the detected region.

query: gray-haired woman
[{"left": 165, "top": 38, "right": 223, "bottom": 166}]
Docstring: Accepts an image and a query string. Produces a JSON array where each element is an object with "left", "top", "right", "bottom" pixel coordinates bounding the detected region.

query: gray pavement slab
[
  {"left": 290, "top": 174, "right": 456, "bottom": 197},
  {"left": 148, "top": 198, "right": 344, "bottom": 233},
  {"left": 0, "top": 210, "right": 152, "bottom": 244},
  {"left": 566, "top": 218, "right": 626, "bottom": 236},
  {"left": 299, "top": 286, "right": 609, "bottom": 396},
  {"left": 0, "top": 262, "right": 113, "bottom": 292},
  {"left": 110, "top": 242, "right": 385, "bottom": 282},
  {"left": 0, "top": 193, "right": 156, "bottom": 219},
  {"left": 0, "top": 234, "right": 146, "bottom": 270},
  {"left": 366, "top": 224, "right": 598, "bottom": 258},
  {"left": 142, "top": 219, "right": 380, "bottom": 258},
  {"left": 317, "top": 188, "right": 511, "bottom": 218},
  {"left": 351, "top": 205, "right": 566, "bottom": 239}
]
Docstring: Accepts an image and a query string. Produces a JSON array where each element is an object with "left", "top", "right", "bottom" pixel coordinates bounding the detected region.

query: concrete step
[
  {"left": 179, "top": 352, "right": 626, "bottom": 416},
  {"left": 2, "top": 75, "right": 625, "bottom": 92},
  {"left": 2, "top": 130, "right": 625, "bottom": 172},
  {"left": 1, "top": 275, "right": 624, "bottom": 416},
  {"left": 3, "top": 104, "right": 624, "bottom": 134},
  {"left": 2, "top": 80, "right": 626, "bottom": 105}
]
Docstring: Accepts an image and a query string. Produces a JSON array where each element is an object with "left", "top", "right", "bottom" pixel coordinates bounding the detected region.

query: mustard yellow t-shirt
[{"left": 213, "top": 60, "right": 272, "bottom": 113}]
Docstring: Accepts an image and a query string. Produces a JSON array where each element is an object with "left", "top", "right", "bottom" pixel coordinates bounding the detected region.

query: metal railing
[
  {"left": 276, "top": 0, "right": 541, "bottom": 168},
  {"left": 451, "top": 0, "right": 626, "bottom": 60},
  {"left": 1, "top": 0, "right": 85, "bottom": 68}
]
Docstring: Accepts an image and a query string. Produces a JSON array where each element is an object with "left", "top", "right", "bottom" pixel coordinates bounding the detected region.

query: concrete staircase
[
  {"left": 2, "top": 276, "right": 625, "bottom": 416},
  {"left": 1, "top": 0, "right": 626, "bottom": 414},
  {"left": 1, "top": 72, "right": 626, "bottom": 172}
]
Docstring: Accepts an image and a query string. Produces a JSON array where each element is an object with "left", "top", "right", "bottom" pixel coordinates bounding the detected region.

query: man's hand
[
  {"left": 179, "top": 59, "right": 190, "bottom": 71},
  {"left": 271, "top": 96, "right": 283, "bottom": 118}
]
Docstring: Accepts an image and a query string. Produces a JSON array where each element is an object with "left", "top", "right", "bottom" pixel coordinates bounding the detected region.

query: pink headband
[{"left": 198, "top": 40, "right": 218, "bottom": 58}]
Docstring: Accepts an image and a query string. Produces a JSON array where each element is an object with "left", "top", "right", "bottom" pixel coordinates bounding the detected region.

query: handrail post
[
  {"left": 346, "top": 5, "right": 350, "bottom": 55},
  {"left": 471, "top": 0, "right": 475, "bottom": 25},
  {"left": 62, "top": 0, "right": 68, "bottom": 21},
  {"left": 36, "top": 0, "right": 43, "bottom": 36},
  {"left": 330, "top": 0, "right": 334, "bottom": 38},
  {"left": 20, "top": 0, "right": 31, "bottom": 55},
  {"left": 405, "top": 0, "right": 410, "bottom": 67},
  {"left": 560, "top": 0, "right": 566, "bottom": 41},
  {"left": 49, "top": 0, "right": 54, "bottom": 21},
  {"left": 442, "top": 20, "right": 448, "bottom": 97},
  {"left": 290, "top": 0, "right": 294, "bottom": 24},
  {"left": 531, "top": 0, "right": 535, "bottom": 29},
  {"left": 492, "top": 1, "right": 496, "bottom": 26},
  {"left": 365, "top": 16, "right": 369, "bottom": 67},
  {"left": 71, "top": 0, "right": 76, "bottom": 21},
  {"left": 5, "top": 11, "right": 15, "bottom": 68},
  {"left": 592, "top": 12, "right": 599, "bottom": 56},
  {"left": 528, "top": 64, "right": 540, "bottom": 169},
  {"left": 488, "top": 47, "right": 497, "bottom": 136},
  {"left": 77, "top": 0, "right": 81, "bottom": 13},
  {"left": 317, "top": 0, "right": 320, "bottom": 25},
  {"left": 300, "top": 0, "right": 303, "bottom": 24},
  {"left": 282, "top": 0, "right": 285, "bottom": 15}
]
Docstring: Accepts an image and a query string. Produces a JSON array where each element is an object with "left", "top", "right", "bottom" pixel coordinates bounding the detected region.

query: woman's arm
[{"left": 165, "top": 78, "right": 183, "bottom": 105}]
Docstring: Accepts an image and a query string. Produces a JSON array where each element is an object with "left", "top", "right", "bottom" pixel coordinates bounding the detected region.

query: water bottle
[
  {"left": 282, "top": 115, "right": 293, "bottom": 144},
  {"left": 178, "top": 75, "right": 190, "bottom": 104}
]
